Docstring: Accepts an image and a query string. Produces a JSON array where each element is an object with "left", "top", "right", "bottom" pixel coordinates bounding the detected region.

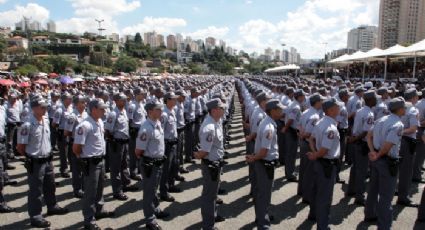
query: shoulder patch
[
  {"left": 327, "top": 130, "right": 335, "bottom": 139},
  {"left": 107, "top": 117, "right": 113, "bottom": 123},
  {"left": 367, "top": 117, "right": 374, "bottom": 125},
  {"left": 21, "top": 127, "right": 28, "bottom": 136},
  {"left": 77, "top": 127, "right": 84, "bottom": 135},
  {"left": 266, "top": 130, "right": 273, "bottom": 140},
  {"left": 206, "top": 132, "right": 213, "bottom": 142},
  {"left": 140, "top": 132, "right": 147, "bottom": 141}
]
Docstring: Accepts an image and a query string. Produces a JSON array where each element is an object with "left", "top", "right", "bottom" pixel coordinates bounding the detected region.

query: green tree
[
  {"left": 89, "top": 51, "right": 113, "bottom": 67},
  {"left": 46, "top": 55, "right": 77, "bottom": 73},
  {"left": 113, "top": 55, "right": 139, "bottom": 73},
  {"left": 135, "top": 33, "right": 143, "bottom": 45},
  {"left": 15, "top": 64, "right": 39, "bottom": 76}
]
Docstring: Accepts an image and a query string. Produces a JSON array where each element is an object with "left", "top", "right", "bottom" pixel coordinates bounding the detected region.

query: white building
[
  {"left": 108, "top": 33, "right": 120, "bottom": 42},
  {"left": 46, "top": 20, "right": 56, "bottom": 33},
  {"left": 144, "top": 31, "right": 159, "bottom": 47},
  {"left": 29, "top": 21, "right": 42, "bottom": 31},
  {"left": 347, "top": 25, "right": 378, "bottom": 52}
]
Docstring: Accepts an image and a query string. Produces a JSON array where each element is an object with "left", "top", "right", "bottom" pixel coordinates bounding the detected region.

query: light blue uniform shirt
[
  {"left": 74, "top": 116, "right": 106, "bottom": 158},
  {"left": 372, "top": 114, "right": 404, "bottom": 158},
  {"left": 312, "top": 116, "right": 340, "bottom": 159},
  {"left": 254, "top": 116, "right": 279, "bottom": 161},
  {"left": 161, "top": 107, "right": 178, "bottom": 140},
  {"left": 199, "top": 115, "right": 224, "bottom": 162},
  {"left": 136, "top": 118, "right": 165, "bottom": 159},
  {"left": 105, "top": 107, "right": 130, "bottom": 139},
  {"left": 18, "top": 115, "right": 52, "bottom": 158},
  {"left": 352, "top": 106, "right": 374, "bottom": 141},
  {"left": 401, "top": 104, "right": 419, "bottom": 139}
]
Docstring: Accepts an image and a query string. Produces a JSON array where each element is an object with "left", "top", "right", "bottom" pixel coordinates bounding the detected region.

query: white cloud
[
  {"left": 185, "top": 26, "right": 230, "bottom": 40},
  {"left": 121, "top": 17, "right": 187, "bottom": 35},
  {"left": 0, "top": 3, "right": 50, "bottom": 27},
  {"left": 192, "top": 6, "right": 200, "bottom": 13},
  {"left": 245, "top": 0, "right": 253, "bottom": 4},
  {"left": 69, "top": 0, "right": 141, "bottom": 17},
  {"left": 0, "top": 0, "right": 8, "bottom": 4},
  {"left": 230, "top": 0, "right": 380, "bottom": 58}
]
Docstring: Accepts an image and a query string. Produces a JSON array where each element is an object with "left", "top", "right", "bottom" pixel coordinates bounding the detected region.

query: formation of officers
[{"left": 0, "top": 74, "right": 425, "bottom": 230}]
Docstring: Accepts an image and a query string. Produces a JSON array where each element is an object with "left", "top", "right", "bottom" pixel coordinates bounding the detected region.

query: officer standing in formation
[
  {"left": 105, "top": 93, "right": 138, "bottom": 201},
  {"left": 159, "top": 92, "right": 180, "bottom": 202},
  {"left": 246, "top": 99, "right": 282, "bottom": 230},
  {"left": 0, "top": 96, "right": 14, "bottom": 213},
  {"left": 136, "top": 102, "right": 169, "bottom": 230},
  {"left": 73, "top": 99, "right": 115, "bottom": 230},
  {"left": 364, "top": 97, "right": 405, "bottom": 230},
  {"left": 17, "top": 97, "right": 68, "bottom": 228},
  {"left": 64, "top": 95, "right": 88, "bottom": 198},
  {"left": 194, "top": 98, "right": 227, "bottom": 230},
  {"left": 307, "top": 98, "right": 341, "bottom": 230}
]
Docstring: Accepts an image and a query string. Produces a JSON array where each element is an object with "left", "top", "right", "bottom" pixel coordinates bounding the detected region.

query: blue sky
[{"left": 0, "top": 0, "right": 380, "bottom": 58}]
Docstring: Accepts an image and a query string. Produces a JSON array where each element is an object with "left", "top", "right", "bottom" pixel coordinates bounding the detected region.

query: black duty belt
[
  {"left": 319, "top": 158, "right": 339, "bottom": 164},
  {"left": 27, "top": 155, "right": 53, "bottom": 163},
  {"left": 113, "top": 138, "right": 129, "bottom": 144}
]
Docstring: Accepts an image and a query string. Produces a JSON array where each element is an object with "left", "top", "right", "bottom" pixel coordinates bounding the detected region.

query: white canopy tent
[{"left": 264, "top": 64, "right": 300, "bottom": 73}]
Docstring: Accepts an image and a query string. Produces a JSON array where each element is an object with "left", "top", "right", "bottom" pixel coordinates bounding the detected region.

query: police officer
[
  {"left": 6, "top": 92, "right": 21, "bottom": 159},
  {"left": 159, "top": 92, "right": 181, "bottom": 202},
  {"left": 298, "top": 94, "right": 323, "bottom": 202},
  {"left": 246, "top": 99, "right": 282, "bottom": 230},
  {"left": 72, "top": 99, "right": 114, "bottom": 230},
  {"left": 347, "top": 91, "right": 377, "bottom": 205},
  {"left": 413, "top": 89, "right": 425, "bottom": 183},
  {"left": 176, "top": 90, "right": 189, "bottom": 174},
  {"left": 64, "top": 95, "right": 88, "bottom": 198},
  {"left": 0, "top": 96, "right": 14, "bottom": 213},
  {"left": 17, "top": 98, "right": 68, "bottom": 228},
  {"left": 194, "top": 98, "right": 227, "bottom": 230},
  {"left": 128, "top": 87, "right": 146, "bottom": 181},
  {"left": 364, "top": 97, "right": 406, "bottom": 229},
  {"left": 374, "top": 87, "right": 391, "bottom": 120},
  {"left": 336, "top": 89, "right": 349, "bottom": 183},
  {"left": 105, "top": 93, "right": 138, "bottom": 201},
  {"left": 397, "top": 88, "right": 420, "bottom": 207},
  {"left": 53, "top": 92, "right": 73, "bottom": 178},
  {"left": 48, "top": 91, "right": 61, "bottom": 151},
  {"left": 282, "top": 89, "right": 305, "bottom": 181},
  {"left": 307, "top": 98, "right": 340, "bottom": 230},
  {"left": 418, "top": 129, "right": 425, "bottom": 223},
  {"left": 184, "top": 88, "right": 197, "bottom": 163},
  {"left": 136, "top": 102, "right": 169, "bottom": 230}
]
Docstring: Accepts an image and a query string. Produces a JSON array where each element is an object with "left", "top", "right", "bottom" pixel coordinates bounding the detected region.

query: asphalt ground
[{"left": 1, "top": 94, "right": 425, "bottom": 230}]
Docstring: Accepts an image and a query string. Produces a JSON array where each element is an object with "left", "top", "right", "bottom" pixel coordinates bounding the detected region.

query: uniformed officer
[
  {"left": 73, "top": 99, "right": 115, "bottom": 230},
  {"left": 159, "top": 92, "right": 182, "bottom": 202},
  {"left": 347, "top": 91, "right": 377, "bottom": 205},
  {"left": 53, "top": 92, "right": 73, "bottom": 178},
  {"left": 413, "top": 89, "right": 425, "bottom": 183},
  {"left": 48, "top": 91, "right": 61, "bottom": 151},
  {"left": 6, "top": 92, "right": 21, "bottom": 159},
  {"left": 418, "top": 129, "right": 425, "bottom": 223},
  {"left": 374, "top": 87, "right": 391, "bottom": 120},
  {"left": 298, "top": 94, "right": 323, "bottom": 202},
  {"left": 246, "top": 99, "right": 283, "bottom": 230},
  {"left": 397, "top": 88, "right": 420, "bottom": 207},
  {"left": 184, "top": 88, "right": 197, "bottom": 163},
  {"left": 105, "top": 93, "right": 138, "bottom": 201},
  {"left": 17, "top": 98, "right": 68, "bottom": 228},
  {"left": 282, "top": 89, "right": 305, "bottom": 181},
  {"left": 194, "top": 98, "right": 227, "bottom": 230},
  {"left": 307, "top": 98, "right": 340, "bottom": 230},
  {"left": 0, "top": 96, "right": 14, "bottom": 213},
  {"left": 136, "top": 102, "right": 169, "bottom": 230},
  {"left": 364, "top": 97, "right": 406, "bottom": 230},
  {"left": 64, "top": 95, "right": 88, "bottom": 198},
  {"left": 346, "top": 86, "right": 365, "bottom": 164},
  {"left": 175, "top": 90, "right": 189, "bottom": 174},
  {"left": 128, "top": 87, "right": 146, "bottom": 181},
  {"left": 336, "top": 89, "right": 349, "bottom": 183}
]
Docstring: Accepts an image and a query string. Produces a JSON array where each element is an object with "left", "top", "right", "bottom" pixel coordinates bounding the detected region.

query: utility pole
[{"left": 95, "top": 19, "right": 106, "bottom": 75}]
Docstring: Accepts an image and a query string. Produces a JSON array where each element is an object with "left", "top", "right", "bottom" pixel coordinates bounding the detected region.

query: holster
[
  {"left": 57, "top": 129, "right": 64, "bottom": 142},
  {"left": 142, "top": 159, "right": 154, "bottom": 178},
  {"left": 165, "top": 139, "right": 178, "bottom": 146},
  {"left": 385, "top": 156, "right": 400, "bottom": 177},
  {"left": 357, "top": 140, "right": 368, "bottom": 156},
  {"left": 260, "top": 160, "right": 278, "bottom": 180},
  {"left": 24, "top": 158, "right": 33, "bottom": 173},
  {"left": 79, "top": 159, "right": 90, "bottom": 176},
  {"left": 318, "top": 158, "right": 337, "bottom": 178},
  {"left": 130, "top": 127, "right": 138, "bottom": 138},
  {"left": 203, "top": 159, "right": 222, "bottom": 182},
  {"left": 403, "top": 136, "right": 417, "bottom": 154}
]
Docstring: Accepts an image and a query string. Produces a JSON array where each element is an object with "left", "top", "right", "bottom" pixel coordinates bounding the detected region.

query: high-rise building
[
  {"left": 46, "top": 20, "right": 56, "bottom": 33},
  {"left": 166, "top": 34, "right": 176, "bottom": 50},
  {"left": 378, "top": 0, "right": 425, "bottom": 49},
  {"left": 157, "top": 34, "right": 165, "bottom": 47},
  {"left": 108, "top": 33, "right": 119, "bottom": 42},
  {"left": 15, "top": 18, "right": 30, "bottom": 31},
  {"left": 274, "top": 49, "right": 281, "bottom": 61},
  {"left": 29, "top": 21, "right": 42, "bottom": 31},
  {"left": 219, "top": 40, "right": 226, "bottom": 49},
  {"left": 205, "top": 37, "right": 216, "bottom": 49},
  {"left": 282, "top": 50, "right": 289, "bottom": 63},
  {"left": 144, "top": 31, "right": 158, "bottom": 47},
  {"left": 347, "top": 25, "right": 378, "bottom": 51},
  {"left": 289, "top": 47, "right": 297, "bottom": 64},
  {"left": 176, "top": 33, "right": 183, "bottom": 44}
]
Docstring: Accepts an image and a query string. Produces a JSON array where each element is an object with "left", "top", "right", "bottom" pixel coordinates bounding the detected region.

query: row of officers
[
  {"left": 239, "top": 76, "right": 425, "bottom": 230},
  {"left": 0, "top": 79, "right": 236, "bottom": 230}
]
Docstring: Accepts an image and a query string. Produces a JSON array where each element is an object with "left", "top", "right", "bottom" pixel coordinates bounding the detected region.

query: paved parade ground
[{"left": 1, "top": 97, "right": 425, "bottom": 230}]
